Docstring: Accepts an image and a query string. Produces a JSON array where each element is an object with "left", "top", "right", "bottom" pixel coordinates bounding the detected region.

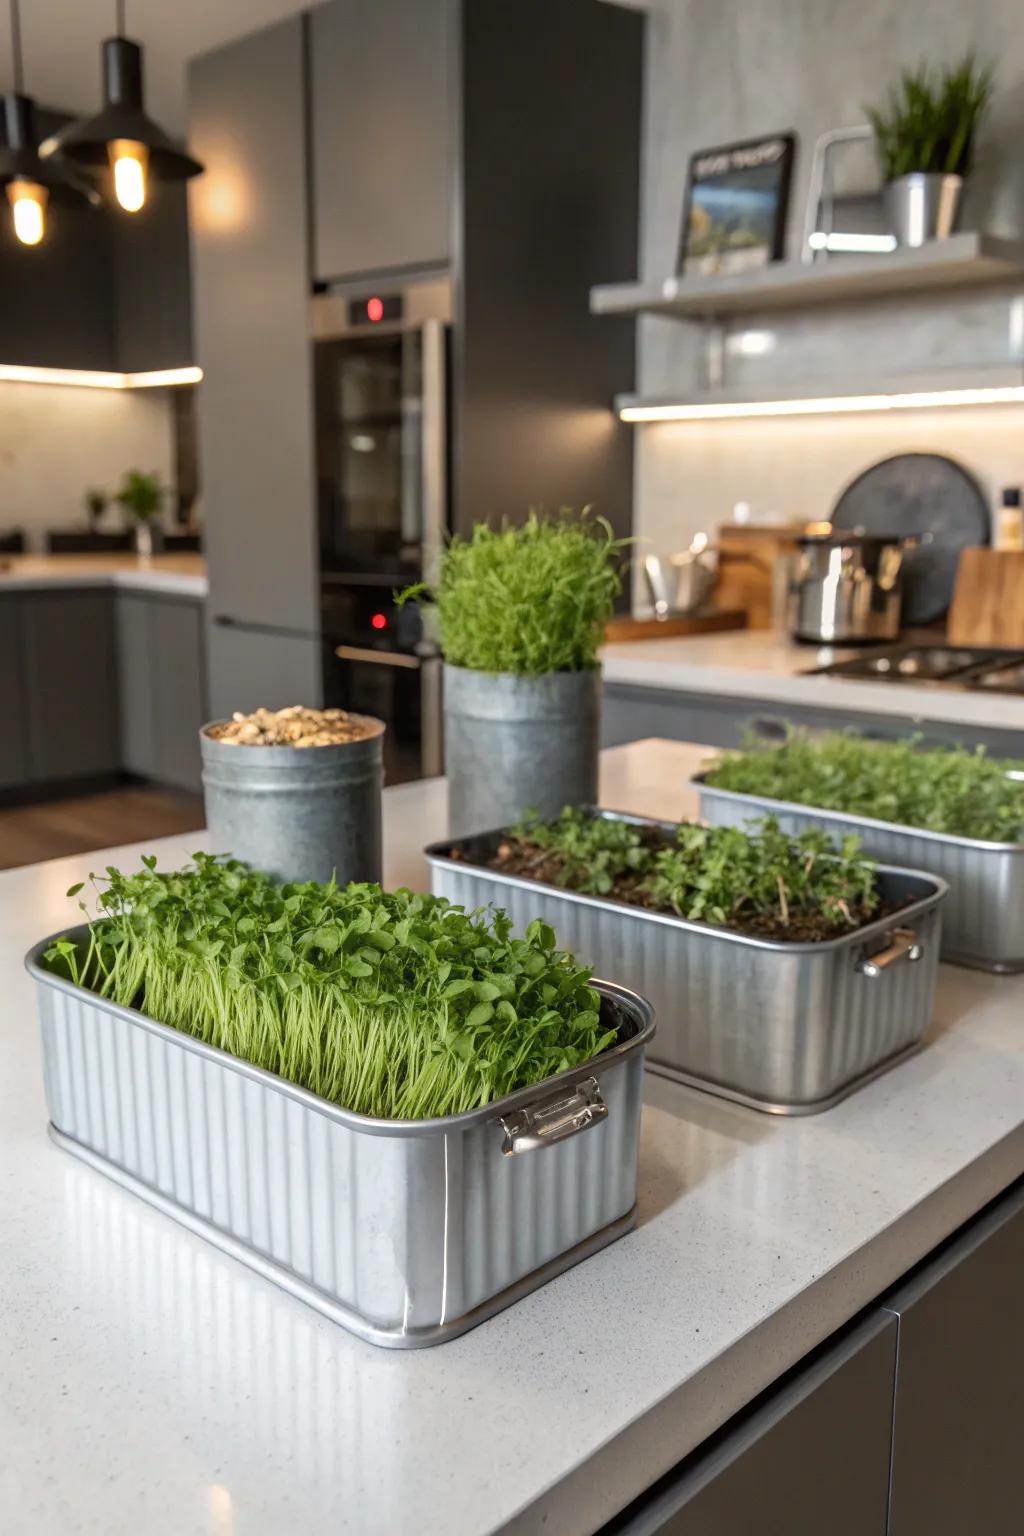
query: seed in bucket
[{"left": 207, "top": 706, "right": 375, "bottom": 748}]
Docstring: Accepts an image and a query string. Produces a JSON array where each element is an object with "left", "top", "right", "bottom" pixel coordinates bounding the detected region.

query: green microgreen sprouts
[
  {"left": 703, "top": 731, "right": 1024, "bottom": 843},
  {"left": 401, "top": 509, "right": 626, "bottom": 675},
  {"left": 495, "top": 808, "right": 879, "bottom": 938},
  {"left": 44, "top": 854, "right": 615, "bottom": 1121}
]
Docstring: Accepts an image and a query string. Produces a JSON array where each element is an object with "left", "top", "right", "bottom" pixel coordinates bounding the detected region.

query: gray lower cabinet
[
  {"left": 884, "top": 1180, "right": 1024, "bottom": 1536},
  {"left": 602, "top": 682, "right": 1024, "bottom": 758},
  {"left": 607, "top": 1312, "right": 897, "bottom": 1535},
  {"left": 309, "top": 0, "right": 452, "bottom": 282},
  {"left": 0, "top": 599, "right": 30, "bottom": 788},
  {"left": 21, "top": 590, "right": 120, "bottom": 781},
  {"left": 116, "top": 592, "right": 207, "bottom": 792}
]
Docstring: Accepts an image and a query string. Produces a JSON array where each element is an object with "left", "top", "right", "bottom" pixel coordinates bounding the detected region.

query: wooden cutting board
[
  {"left": 604, "top": 607, "right": 747, "bottom": 642},
  {"left": 947, "top": 548, "right": 1024, "bottom": 647}
]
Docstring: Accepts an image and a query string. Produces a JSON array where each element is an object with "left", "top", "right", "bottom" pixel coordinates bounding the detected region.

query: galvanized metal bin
[
  {"left": 27, "top": 931, "right": 653, "bottom": 1349},
  {"left": 200, "top": 716, "right": 384, "bottom": 887},
  {"left": 694, "top": 774, "right": 1024, "bottom": 974},
  {"left": 427, "top": 814, "right": 947, "bottom": 1115}
]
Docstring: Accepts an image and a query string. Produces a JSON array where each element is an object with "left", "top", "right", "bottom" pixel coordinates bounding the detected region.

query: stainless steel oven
[{"left": 311, "top": 276, "right": 451, "bottom": 783}]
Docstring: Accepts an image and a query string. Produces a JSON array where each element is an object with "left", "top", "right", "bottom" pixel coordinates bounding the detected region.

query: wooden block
[
  {"left": 947, "top": 548, "right": 1024, "bottom": 647},
  {"left": 604, "top": 608, "right": 748, "bottom": 642}
]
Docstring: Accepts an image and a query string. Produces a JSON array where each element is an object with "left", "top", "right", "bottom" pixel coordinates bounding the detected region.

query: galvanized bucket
[
  {"left": 443, "top": 663, "right": 600, "bottom": 837},
  {"left": 200, "top": 715, "right": 385, "bottom": 885}
]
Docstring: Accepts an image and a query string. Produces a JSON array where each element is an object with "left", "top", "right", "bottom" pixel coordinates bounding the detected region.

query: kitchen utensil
[
  {"left": 695, "top": 774, "right": 1024, "bottom": 973},
  {"left": 27, "top": 934, "right": 654, "bottom": 1348},
  {"left": 669, "top": 537, "right": 717, "bottom": 613},
  {"left": 427, "top": 814, "right": 946, "bottom": 1115},
  {"left": 789, "top": 530, "right": 907, "bottom": 644},
  {"left": 831, "top": 453, "right": 989, "bottom": 624},
  {"left": 948, "top": 548, "right": 1024, "bottom": 648}
]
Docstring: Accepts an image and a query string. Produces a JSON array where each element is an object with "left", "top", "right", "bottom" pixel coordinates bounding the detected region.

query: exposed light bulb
[
  {"left": 7, "top": 178, "right": 47, "bottom": 246},
  {"left": 110, "top": 138, "right": 148, "bottom": 212}
]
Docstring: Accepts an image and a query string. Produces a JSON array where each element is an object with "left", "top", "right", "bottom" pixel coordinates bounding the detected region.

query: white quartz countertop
[
  {"left": 3, "top": 739, "right": 1023, "bottom": 1536},
  {"left": 0, "top": 552, "right": 207, "bottom": 598},
  {"left": 601, "top": 629, "right": 1024, "bottom": 730}
]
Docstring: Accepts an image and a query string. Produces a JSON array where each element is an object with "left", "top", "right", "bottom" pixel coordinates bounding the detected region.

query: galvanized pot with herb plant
[
  {"left": 428, "top": 807, "right": 947, "bottom": 1114},
  {"left": 30, "top": 855, "right": 654, "bottom": 1346},
  {"left": 402, "top": 509, "right": 626, "bottom": 837},
  {"left": 866, "top": 53, "right": 994, "bottom": 246},
  {"left": 116, "top": 468, "right": 166, "bottom": 556}
]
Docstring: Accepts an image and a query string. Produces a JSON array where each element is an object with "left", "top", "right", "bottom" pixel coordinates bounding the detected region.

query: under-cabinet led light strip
[
  {"left": 619, "top": 385, "right": 1024, "bottom": 424},
  {"left": 0, "top": 364, "right": 203, "bottom": 389}
]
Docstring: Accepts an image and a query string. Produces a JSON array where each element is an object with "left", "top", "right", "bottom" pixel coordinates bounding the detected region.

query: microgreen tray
[
  {"left": 27, "top": 930, "right": 654, "bottom": 1349},
  {"left": 427, "top": 812, "right": 947, "bottom": 1116}
]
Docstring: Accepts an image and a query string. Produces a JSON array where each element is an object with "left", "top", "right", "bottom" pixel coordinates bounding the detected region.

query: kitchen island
[
  {"left": 2, "top": 738, "right": 1022, "bottom": 1535},
  {"left": 0, "top": 551, "right": 208, "bottom": 598},
  {"left": 601, "top": 629, "right": 1024, "bottom": 753}
]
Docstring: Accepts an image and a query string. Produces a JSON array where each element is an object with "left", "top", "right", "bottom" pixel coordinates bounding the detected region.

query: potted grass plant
[
  {"left": 866, "top": 53, "right": 994, "bottom": 247},
  {"left": 116, "top": 468, "right": 166, "bottom": 556},
  {"left": 403, "top": 510, "right": 626, "bottom": 837}
]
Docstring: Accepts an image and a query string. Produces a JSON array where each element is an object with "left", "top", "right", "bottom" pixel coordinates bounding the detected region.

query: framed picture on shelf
[{"left": 677, "top": 133, "right": 795, "bottom": 278}]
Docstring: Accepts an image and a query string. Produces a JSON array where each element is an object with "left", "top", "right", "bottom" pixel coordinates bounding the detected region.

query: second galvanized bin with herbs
[{"left": 427, "top": 811, "right": 947, "bottom": 1115}]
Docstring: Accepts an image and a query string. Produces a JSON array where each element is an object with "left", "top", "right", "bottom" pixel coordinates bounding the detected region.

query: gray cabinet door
[
  {"left": 22, "top": 591, "right": 119, "bottom": 781},
  {"left": 150, "top": 598, "right": 207, "bottom": 792},
  {"left": 309, "top": 0, "right": 452, "bottom": 281},
  {"left": 116, "top": 593, "right": 156, "bottom": 777},
  {"left": 188, "top": 16, "right": 319, "bottom": 641},
  {"left": 0, "top": 598, "right": 30, "bottom": 789},
  {"left": 609, "top": 1312, "right": 896, "bottom": 1535},
  {"left": 885, "top": 1180, "right": 1024, "bottom": 1536}
]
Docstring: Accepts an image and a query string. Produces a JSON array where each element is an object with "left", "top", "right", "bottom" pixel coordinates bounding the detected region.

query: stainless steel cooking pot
[{"left": 789, "top": 530, "right": 907, "bottom": 644}]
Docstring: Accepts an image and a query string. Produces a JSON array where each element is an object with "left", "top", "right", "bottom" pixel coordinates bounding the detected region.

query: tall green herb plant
[
  {"left": 866, "top": 54, "right": 993, "bottom": 180},
  {"left": 45, "top": 856, "right": 615, "bottom": 1121},
  {"left": 402, "top": 509, "right": 626, "bottom": 674}
]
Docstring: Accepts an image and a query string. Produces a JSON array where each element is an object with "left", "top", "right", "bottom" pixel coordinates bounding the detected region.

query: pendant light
[
  {"left": 42, "top": 0, "right": 203, "bottom": 213},
  {"left": 0, "top": 0, "right": 95, "bottom": 245}
]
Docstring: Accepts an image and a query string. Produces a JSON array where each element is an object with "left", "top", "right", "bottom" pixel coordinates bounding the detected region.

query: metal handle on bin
[
  {"left": 500, "top": 1077, "right": 607, "bottom": 1155},
  {"left": 857, "top": 928, "right": 923, "bottom": 978}
]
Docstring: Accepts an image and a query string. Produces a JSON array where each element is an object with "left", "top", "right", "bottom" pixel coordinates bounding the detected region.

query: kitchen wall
[
  {"left": 0, "top": 384, "right": 175, "bottom": 550},
  {"left": 633, "top": 0, "right": 1024, "bottom": 601}
]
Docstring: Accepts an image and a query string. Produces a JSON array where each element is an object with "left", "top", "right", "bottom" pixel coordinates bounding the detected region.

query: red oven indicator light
[
  {"left": 366, "top": 296, "right": 384, "bottom": 323},
  {"left": 370, "top": 612, "right": 388, "bottom": 630}
]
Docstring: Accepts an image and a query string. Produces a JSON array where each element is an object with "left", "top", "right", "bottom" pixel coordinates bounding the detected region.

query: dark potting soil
[{"left": 447, "top": 833, "right": 906, "bottom": 945}]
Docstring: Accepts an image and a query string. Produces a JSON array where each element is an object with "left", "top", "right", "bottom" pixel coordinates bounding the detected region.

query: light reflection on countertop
[{"left": 0, "top": 552, "right": 207, "bottom": 598}]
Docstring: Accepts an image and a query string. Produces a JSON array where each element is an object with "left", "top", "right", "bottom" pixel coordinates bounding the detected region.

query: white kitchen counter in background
[
  {"left": 601, "top": 629, "right": 1024, "bottom": 732},
  {"left": 2, "top": 739, "right": 1023, "bottom": 1536},
  {"left": 0, "top": 553, "right": 208, "bottom": 599}
]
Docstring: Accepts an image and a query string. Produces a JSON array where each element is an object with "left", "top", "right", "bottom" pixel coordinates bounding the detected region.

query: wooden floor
[{"left": 0, "top": 785, "right": 205, "bottom": 871}]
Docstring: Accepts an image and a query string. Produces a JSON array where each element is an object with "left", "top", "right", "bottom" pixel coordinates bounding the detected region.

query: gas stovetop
[{"left": 812, "top": 645, "right": 1024, "bottom": 696}]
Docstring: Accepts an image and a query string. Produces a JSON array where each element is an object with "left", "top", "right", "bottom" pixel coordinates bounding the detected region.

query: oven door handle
[{"left": 335, "top": 644, "right": 421, "bottom": 670}]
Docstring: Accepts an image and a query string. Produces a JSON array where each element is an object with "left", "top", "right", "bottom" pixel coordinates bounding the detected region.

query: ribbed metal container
[
  {"left": 443, "top": 664, "right": 600, "bottom": 837},
  {"left": 27, "top": 932, "right": 653, "bottom": 1349},
  {"left": 200, "top": 716, "right": 384, "bottom": 886},
  {"left": 427, "top": 813, "right": 947, "bottom": 1115},
  {"left": 694, "top": 775, "right": 1024, "bottom": 974}
]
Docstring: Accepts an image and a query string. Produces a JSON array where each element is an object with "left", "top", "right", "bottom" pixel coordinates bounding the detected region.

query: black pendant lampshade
[
  {"left": 1, "top": 0, "right": 96, "bottom": 246},
  {"left": 49, "top": 35, "right": 203, "bottom": 183}
]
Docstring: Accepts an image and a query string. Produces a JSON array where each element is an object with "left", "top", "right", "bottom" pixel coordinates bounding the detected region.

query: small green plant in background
[
  {"left": 703, "top": 731, "right": 1024, "bottom": 843},
  {"left": 401, "top": 509, "right": 627, "bottom": 675},
  {"left": 116, "top": 469, "right": 165, "bottom": 524},
  {"left": 84, "top": 487, "right": 108, "bottom": 526},
  {"left": 498, "top": 807, "right": 879, "bottom": 936},
  {"left": 866, "top": 54, "right": 994, "bottom": 180},
  {"left": 44, "top": 855, "right": 615, "bottom": 1121}
]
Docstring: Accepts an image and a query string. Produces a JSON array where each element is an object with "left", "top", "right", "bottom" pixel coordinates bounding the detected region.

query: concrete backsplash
[
  {"left": 0, "top": 384, "right": 174, "bottom": 551},
  {"left": 632, "top": 0, "right": 1024, "bottom": 602}
]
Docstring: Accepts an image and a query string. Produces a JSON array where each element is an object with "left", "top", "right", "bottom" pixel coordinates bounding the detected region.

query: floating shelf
[
  {"left": 614, "top": 366, "right": 1024, "bottom": 423},
  {"left": 591, "top": 234, "right": 1024, "bottom": 322}
]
